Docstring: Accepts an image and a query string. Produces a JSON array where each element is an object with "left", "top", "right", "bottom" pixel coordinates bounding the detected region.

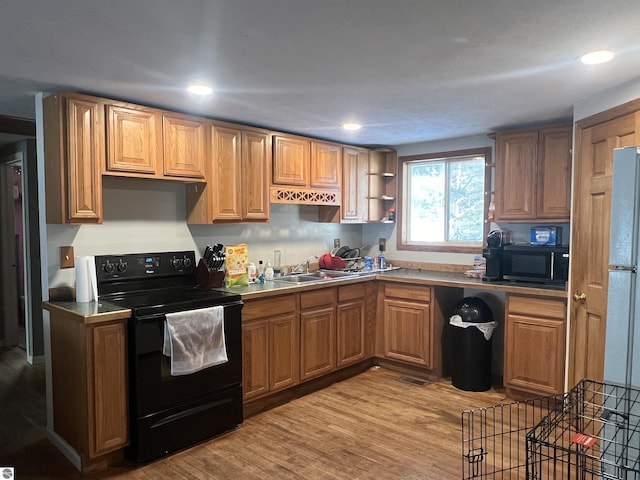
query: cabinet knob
[{"left": 573, "top": 292, "right": 586, "bottom": 302}]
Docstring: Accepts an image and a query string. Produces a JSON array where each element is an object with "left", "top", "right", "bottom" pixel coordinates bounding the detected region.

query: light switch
[{"left": 60, "top": 246, "right": 74, "bottom": 268}]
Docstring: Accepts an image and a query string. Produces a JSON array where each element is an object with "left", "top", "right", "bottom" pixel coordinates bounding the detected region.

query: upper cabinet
[
  {"left": 494, "top": 124, "right": 572, "bottom": 222},
  {"left": 186, "top": 123, "right": 271, "bottom": 223},
  {"left": 271, "top": 135, "right": 341, "bottom": 206},
  {"left": 341, "top": 146, "right": 370, "bottom": 223},
  {"left": 105, "top": 104, "right": 206, "bottom": 181},
  {"left": 43, "top": 92, "right": 104, "bottom": 224}
]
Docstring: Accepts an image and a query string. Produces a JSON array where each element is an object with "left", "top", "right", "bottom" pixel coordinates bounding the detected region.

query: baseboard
[{"left": 45, "top": 427, "right": 81, "bottom": 472}]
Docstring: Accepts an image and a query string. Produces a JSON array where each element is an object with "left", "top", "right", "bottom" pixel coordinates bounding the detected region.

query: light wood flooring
[{"left": 1, "top": 348, "right": 511, "bottom": 480}]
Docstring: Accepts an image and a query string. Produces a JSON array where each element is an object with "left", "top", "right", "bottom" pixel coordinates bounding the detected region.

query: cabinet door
[
  {"left": 300, "top": 306, "right": 336, "bottom": 381},
  {"left": 106, "top": 104, "right": 162, "bottom": 176},
  {"left": 336, "top": 299, "right": 366, "bottom": 367},
  {"left": 536, "top": 125, "right": 572, "bottom": 220},
  {"left": 311, "top": 141, "right": 341, "bottom": 189},
  {"left": 383, "top": 298, "right": 432, "bottom": 367},
  {"left": 273, "top": 136, "right": 309, "bottom": 186},
  {"left": 242, "top": 320, "right": 270, "bottom": 400},
  {"left": 63, "top": 94, "right": 104, "bottom": 222},
  {"left": 210, "top": 124, "right": 242, "bottom": 221},
  {"left": 89, "top": 322, "right": 128, "bottom": 457},
  {"left": 494, "top": 130, "right": 538, "bottom": 220},
  {"left": 341, "top": 147, "right": 369, "bottom": 222},
  {"left": 505, "top": 295, "right": 566, "bottom": 396},
  {"left": 162, "top": 113, "right": 206, "bottom": 178},
  {"left": 242, "top": 130, "right": 271, "bottom": 221},
  {"left": 270, "top": 313, "right": 299, "bottom": 391}
]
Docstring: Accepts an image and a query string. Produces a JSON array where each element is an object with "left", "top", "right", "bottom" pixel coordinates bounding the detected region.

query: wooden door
[
  {"left": 210, "top": 124, "right": 242, "bottom": 221},
  {"left": 300, "top": 306, "right": 336, "bottom": 381},
  {"left": 242, "top": 320, "right": 270, "bottom": 400},
  {"left": 504, "top": 296, "right": 566, "bottom": 396},
  {"left": 162, "top": 113, "right": 206, "bottom": 178},
  {"left": 537, "top": 125, "right": 572, "bottom": 220},
  {"left": 494, "top": 130, "right": 537, "bottom": 220},
  {"left": 310, "top": 141, "right": 341, "bottom": 189},
  {"left": 336, "top": 299, "right": 366, "bottom": 367},
  {"left": 106, "top": 104, "right": 162, "bottom": 176},
  {"left": 341, "top": 147, "right": 369, "bottom": 222},
  {"left": 269, "top": 313, "right": 299, "bottom": 391},
  {"left": 569, "top": 109, "right": 640, "bottom": 387},
  {"left": 242, "top": 130, "right": 271, "bottom": 221},
  {"left": 273, "top": 136, "right": 309, "bottom": 186},
  {"left": 89, "top": 322, "right": 128, "bottom": 457},
  {"left": 383, "top": 298, "right": 431, "bottom": 367}
]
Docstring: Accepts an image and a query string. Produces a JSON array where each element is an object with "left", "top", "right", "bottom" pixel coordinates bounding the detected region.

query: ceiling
[{"left": 1, "top": 0, "right": 640, "bottom": 148}]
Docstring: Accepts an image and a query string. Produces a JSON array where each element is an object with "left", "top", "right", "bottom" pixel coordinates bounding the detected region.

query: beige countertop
[{"left": 43, "top": 268, "right": 567, "bottom": 322}]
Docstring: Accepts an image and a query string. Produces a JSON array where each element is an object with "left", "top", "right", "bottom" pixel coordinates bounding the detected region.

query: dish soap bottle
[{"left": 264, "top": 261, "right": 274, "bottom": 281}]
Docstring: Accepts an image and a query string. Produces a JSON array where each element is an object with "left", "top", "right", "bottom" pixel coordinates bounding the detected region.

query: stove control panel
[{"left": 95, "top": 251, "right": 197, "bottom": 282}]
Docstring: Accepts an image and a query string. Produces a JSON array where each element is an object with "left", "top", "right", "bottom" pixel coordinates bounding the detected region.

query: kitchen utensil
[{"left": 319, "top": 253, "right": 346, "bottom": 270}]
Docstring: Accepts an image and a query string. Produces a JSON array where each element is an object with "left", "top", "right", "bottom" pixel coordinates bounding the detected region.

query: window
[{"left": 397, "top": 147, "right": 491, "bottom": 253}]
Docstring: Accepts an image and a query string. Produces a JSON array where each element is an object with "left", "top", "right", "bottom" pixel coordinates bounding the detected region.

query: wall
[
  {"left": 369, "top": 134, "right": 494, "bottom": 267},
  {"left": 47, "top": 175, "right": 366, "bottom": 288},
  {"left": 574, "top": 75, "right": 640, "bottom": 121}
]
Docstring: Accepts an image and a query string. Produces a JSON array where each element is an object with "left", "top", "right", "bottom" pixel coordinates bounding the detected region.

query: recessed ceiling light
[
  {"left": 186, "top": 84, "right": 214, "bottom": 96},
  {"left": 342, "top": 122, "right": 362, "bottom": 131},
  {"left": 580, "top": 50, "right": 615, "bottom": 65}
]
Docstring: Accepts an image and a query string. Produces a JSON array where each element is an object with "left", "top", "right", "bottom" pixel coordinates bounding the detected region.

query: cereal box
[{"left": 224, "top": 243, "right": 249, "bottom": 287}]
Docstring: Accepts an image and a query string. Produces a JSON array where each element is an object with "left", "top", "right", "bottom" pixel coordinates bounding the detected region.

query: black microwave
[{"left": 502, "top": 245, "right": 569, "bottom": 285}]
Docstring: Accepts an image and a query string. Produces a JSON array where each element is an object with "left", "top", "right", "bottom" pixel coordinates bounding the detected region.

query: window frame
[{"left": 396, "top": 147, "right": 492, "bottom": 253}]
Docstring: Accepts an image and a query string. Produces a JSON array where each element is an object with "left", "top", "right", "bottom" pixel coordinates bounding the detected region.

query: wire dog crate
[{"left": 462, "top": 380, "right": 640, "bottom": 479}]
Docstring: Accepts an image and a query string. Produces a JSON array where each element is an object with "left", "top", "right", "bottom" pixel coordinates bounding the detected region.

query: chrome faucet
[{"left": 292, "top": 255, "right": 318, "bottom": 274}]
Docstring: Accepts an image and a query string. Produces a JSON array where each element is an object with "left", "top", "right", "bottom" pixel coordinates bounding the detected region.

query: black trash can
[{"left": 449, "top": 297, "right": 495, "bottom": 392}]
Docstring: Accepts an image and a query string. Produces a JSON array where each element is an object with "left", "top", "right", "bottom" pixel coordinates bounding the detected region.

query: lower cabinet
[
  {"left": 50, "top": 315, "right": 128, "bottom": 465},
  {"left": 504, "top": 294, "right": 567, "bottom": 397},
  {"left": 336, "top": 284, "right": 367, "bottom": 367},
  {"left": 300, "top": 288, "right": 337, "bottom": 381},
  {"left": 382, "top": 283, "right": 433, "bottom": 367},
  {"left": 242, "top": 295, "right": 299, "bottom": 401}
]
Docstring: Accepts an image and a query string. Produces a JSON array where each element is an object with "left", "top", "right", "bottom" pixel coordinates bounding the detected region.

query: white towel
[{"left": 162, "top": 306, "right": 228, "bottom": 375}]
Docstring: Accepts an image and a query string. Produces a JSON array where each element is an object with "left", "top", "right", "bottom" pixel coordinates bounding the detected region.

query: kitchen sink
[{"left": 274, "top": 270, "right": 362, "bottom": 283}]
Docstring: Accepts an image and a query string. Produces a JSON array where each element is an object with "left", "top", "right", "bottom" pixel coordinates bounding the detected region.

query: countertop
[{"left": 43, "top": 267, "right": 567, "bottom": 322}]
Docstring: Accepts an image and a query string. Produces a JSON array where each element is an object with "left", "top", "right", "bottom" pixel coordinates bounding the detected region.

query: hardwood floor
[{"left": 1, "top": 349, "right": 510, "bottom": 479}]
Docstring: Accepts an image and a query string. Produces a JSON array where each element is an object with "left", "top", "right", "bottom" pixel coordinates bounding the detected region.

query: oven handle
[{"left": 133, "top": 301, "right": 243, "bottom": 323}]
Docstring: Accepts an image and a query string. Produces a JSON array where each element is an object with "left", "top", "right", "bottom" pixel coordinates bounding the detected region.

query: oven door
[{"left": 130, "top": 301, "right": 243, "bottom": 416}]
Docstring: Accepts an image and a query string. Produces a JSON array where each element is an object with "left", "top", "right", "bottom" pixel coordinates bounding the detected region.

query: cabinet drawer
[
  {"left": 301, "top": 288, "right": 337, "bottom": 310},
  {"left": 384, "top": 284, "right": 431, "bottom": 302},
  {"left": 338, "top": 284, "right": 365, "bottom": 302},
  {"left": 243, "top": 295, "right": 297, "bottom": 321},
  {"left": 507, "top": 295, "right": 566, "bottom": 320}
]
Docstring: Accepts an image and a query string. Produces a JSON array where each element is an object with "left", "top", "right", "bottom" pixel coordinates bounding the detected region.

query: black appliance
[
  {"left": 502, "top": 244, "right": 569, "bottom": 285},
  {"left": 482, "top": 230, "right": 506, "bottom": 281},
  {"left": 95, "top": 251, "right": 243, "bottom": 464}
]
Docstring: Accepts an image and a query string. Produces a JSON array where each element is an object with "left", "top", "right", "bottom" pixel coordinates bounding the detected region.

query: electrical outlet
[
  {"left": 60, "top": 246, "right": 75, "bottom": 268},
  {"left": 333, "top": 238, "right": 341, "bottom": 248},
  {"left": 379, "top": 238, "right": 386, "bottom": 252}
]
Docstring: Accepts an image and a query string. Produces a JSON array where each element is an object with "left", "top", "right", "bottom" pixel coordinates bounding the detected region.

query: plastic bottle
[
  {"left": 248, "top": 262, "right": 257, "bottom": 282},
  {"left": 258, "top": 260, "right": 265, "bottom": 283},
  {"left": 378, "top": 253, "right": 386, "bottom": 270},
  {"left": 264, "top": 261, "right": 274, "bottom": 281}
]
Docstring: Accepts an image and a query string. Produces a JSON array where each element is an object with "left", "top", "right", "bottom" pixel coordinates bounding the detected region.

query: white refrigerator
[{"left": 605, "top": 146, "right": 640, "bottom": 388}]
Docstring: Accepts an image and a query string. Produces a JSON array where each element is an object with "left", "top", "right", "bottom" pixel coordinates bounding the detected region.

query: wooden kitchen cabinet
[
  {"left": 504, "top": 294, "right": 566, "bottom": 397},
  {"left": 300, "top": 288, "right": 337, "bottom": 381},
  {"left": 368, "top": 149, "right": 397, "bottom": 223},
  {"left": 494, "top": 124, "right": 572, "bottom": 221},
  {"left": 336, "top": 284, "right": 366, "bottom": 367},
  {"left": 105, "top": 103, "right": 162, "bottom": 176},
  {"left": 242, "top": 295, "right": 299, "bottom": 401},
  {"left": 382, "top": 284, "right": 433, "bottom": 367},
  {"left": 43, "top": 92, "right": 104, "bottom": 224},
  {"left": 341, "top": 146, "right": 369, "bottom": 222},
  {"left": 273, "top": 135, "right": 309, "bottom": 186},
  {"left": 162, "top": 112, "right": 206, "bottom": 179},
  {"left": 310, "top": 141, "right": 341, "bottom": 189},
  {"left": 49, "top": 312, "right": 128, "bottom": 467},
  {"left": 186, "top": 124, "right": 270, "bottom": 223}
]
